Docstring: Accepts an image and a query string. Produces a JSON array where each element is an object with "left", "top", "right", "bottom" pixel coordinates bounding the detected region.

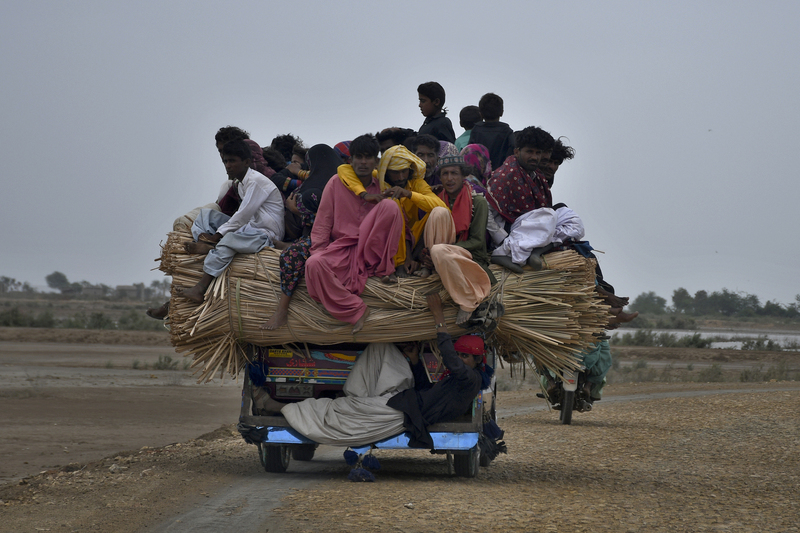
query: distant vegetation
[
  {"left": 611, "top": 329, "right": 714, "bottom": 349},
  {"left": 611, "top": 328, "right": 800, "bottom": 351},
  {"left": 1, "top": 272, "right": 172, "bottom": 331},
  {"left": 1, "top": 272, "right": 170, "bottom": 301},
  {"left": 628, "top": 288, "right": 800, "bottom": 320},
  {"left": 0, "top": 306, "right": 166, "bottom": 331},
  {"left": 609, "top": 288, "right": 800, "bottom": 351}
]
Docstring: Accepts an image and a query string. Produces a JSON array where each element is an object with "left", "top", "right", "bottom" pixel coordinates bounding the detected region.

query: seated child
[{"left": 176, "top": 139, "right": 284, "bottom": 304}]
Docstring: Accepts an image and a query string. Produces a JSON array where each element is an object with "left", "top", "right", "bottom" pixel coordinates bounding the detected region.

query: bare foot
[
  {"left": 261, "top": 308, "right": 288, "bottom": 330},
  {"left": 252, "top": 388, "right": 286, "bottom": 415},
  {"left": 456, "top": 308, "right": 472, "bottom": 326},
  {"left": 273, "top": 240, "right": 289, "bottom": 251},
  {"left": 380, "top": 273, "right": 398, "bottom": 284},
  {"left": 146, "top": 301, "right": 169, "bottom": 320},
  {"left": 615, "top": 310, "right": 639, "bottom": 322},
  {"left": 184, "top": 241, "right": 215, "bottom": 255},
  {"left": 352, "top": 307, "right": 370, "bottom": 335},
  {"left": 413, "top": 267, "right": 432, "bottom": 278},
  {"left": 175, "top": 284, "right": 205, "bottom": 304},
  {"left": 491, "top": 255, "right": 523, "bottom": 274},
  {"left": 395, "top": 266, "right": 411, "bottom": 278},
  {"left": 596, "top": 286, "right": 629, "bottom": 308},
  {"left": 607, "top": 310, "right": 639, "bottom": 326}
]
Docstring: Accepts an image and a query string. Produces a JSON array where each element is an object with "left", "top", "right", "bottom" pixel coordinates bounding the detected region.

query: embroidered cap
[{"left": 438, "top": 154, "right": 465, "bottom": 169}]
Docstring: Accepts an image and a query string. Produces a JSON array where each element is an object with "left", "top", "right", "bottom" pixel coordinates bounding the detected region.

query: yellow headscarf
[{"left": 377, "top": 145, "right": 426, "bottom": 190}]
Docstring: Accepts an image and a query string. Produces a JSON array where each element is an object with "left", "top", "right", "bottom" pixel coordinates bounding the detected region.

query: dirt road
[{"left": 1, "top": 329, "right": 799, "bottom": 532}]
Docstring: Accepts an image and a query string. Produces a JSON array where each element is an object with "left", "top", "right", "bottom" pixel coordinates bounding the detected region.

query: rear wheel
[
  {"left": 262, "top": 444, "right": 291, "bottom": 473},
  {"left": 257, "top": 443, "right": 266, "bottom": 469},
  {"left": 560, "top": 390, "right": 574, "bottom": 425},
  {"left": 292, "top": 444, "right": 316, "bottom": 461},
  {"left": 454, "top": 444, "right": 480, "bottom": 478},
  {"left": 480, "top": 384, "right": 497, "bottom": 467},
  {"left": 479, "top": 451, "right": 491, "bottom": 467}
]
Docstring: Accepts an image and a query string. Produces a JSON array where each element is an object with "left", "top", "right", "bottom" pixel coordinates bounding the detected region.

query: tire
[
  {"left": 292, "top": 444, "right": 316, "bottom": 461},
  {"left": 479, "top": 452, "right": 491, "bottom": 467},
  {"left": 257, "top": 443, "right": 266, "bottom": 469},
  {"left": 454, "top": 444, "right": 480, "bottom": 478},
  {"left": 560, "top": 390, "right": 574, "bottom": 425},
  {"left": 262, "top": 445, "right": 291, "bottom": 473}
]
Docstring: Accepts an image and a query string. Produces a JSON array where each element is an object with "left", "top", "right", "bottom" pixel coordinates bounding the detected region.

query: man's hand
[
  {"left": 419, "top": 247, "right": 434, "bottom": 269},
  {"left": 404, "top": 258, "right": 419, "bottom": 275},
  {"left": 383, "top": 186, "right": 411, "bottom": 200},
  {"left": 431, "top": 184, "right": 444, "bottom": 195},
  {"left": 426, "top": 293, "right": 447, "bottom": 327},
  {"left": 285, "top": 192, "right": 300, "bottom": 215},
  {"left": 360, "top": 192, "right": 384, "bottom": 204},
  {"left": 286, "top": 162, "right": 302, "bottom": 176}
]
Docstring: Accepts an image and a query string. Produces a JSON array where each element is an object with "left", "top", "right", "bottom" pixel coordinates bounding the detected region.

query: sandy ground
[
  {"left": 0, "top": 329, "right": 242, "bottom": 485},
  {"left": 1, "top": 327, "right": 798, "bottom": 532}
]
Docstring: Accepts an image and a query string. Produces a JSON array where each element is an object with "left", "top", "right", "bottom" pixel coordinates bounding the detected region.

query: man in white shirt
[{"left": 177, "top": 139, "right": 285, "bottom": 304}]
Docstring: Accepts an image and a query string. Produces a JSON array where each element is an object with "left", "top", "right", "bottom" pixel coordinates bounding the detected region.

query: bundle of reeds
[{"left": 158, "top": 229, "right": 609, "bottom": 383}]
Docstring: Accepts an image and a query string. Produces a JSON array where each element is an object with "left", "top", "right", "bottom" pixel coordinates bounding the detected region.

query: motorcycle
[{"left": 537, "top": 367, "right": 594, "bottom": 425}]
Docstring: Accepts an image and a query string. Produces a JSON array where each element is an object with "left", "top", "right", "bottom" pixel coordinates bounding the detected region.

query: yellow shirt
[{"left": 338, "top": 168, "right": 446, "bottom": 265}]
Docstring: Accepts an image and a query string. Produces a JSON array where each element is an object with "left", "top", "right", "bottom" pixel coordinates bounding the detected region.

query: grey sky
[{"left": 2, "top": 1, "right": 798, "bottom": 305}]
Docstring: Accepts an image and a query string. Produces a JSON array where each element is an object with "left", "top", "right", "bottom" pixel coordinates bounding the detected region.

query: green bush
[
  {"left": 153, "top": 355, "right": 178, "bottom": 371},
  {"left": 0, "top": 307, "right": 56, "bottom": 327},
  {"left": 117, "top": 309, "right": 166, "bottom": 331},
  {"left": 697, "top": 364, "right": 724, "bottom": 382},
  {"left": 612, "top": 329, "right": 713, "bottom": 348},
  {"left": 741, "top": 336, "right": 781, "bottom": 351},
  {"left": 61, "top": 312, "right": 87, "bottom": 329},
  {"left": 86, "top": 312, "right": 115, "bottom": 330},
  {"left": 739, "top": 365, "right": 764, "bottom": 382}
]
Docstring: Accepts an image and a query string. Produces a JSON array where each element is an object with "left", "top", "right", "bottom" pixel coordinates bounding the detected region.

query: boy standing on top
[
  {"left": 417, "top": 81, "right": 456, "bottom": 143},
  {"left": 469, "top": 93, "right": 515, "bottom": 171}
]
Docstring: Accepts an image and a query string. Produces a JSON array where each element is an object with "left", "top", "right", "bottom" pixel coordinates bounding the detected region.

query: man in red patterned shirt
[{"left": 486, "top": 126, "right": 559, "bottom": 272}]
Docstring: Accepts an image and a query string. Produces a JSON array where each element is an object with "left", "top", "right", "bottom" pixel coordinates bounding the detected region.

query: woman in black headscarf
[{"left": 262, "top": 144, "right": 342, "bottom": 330}]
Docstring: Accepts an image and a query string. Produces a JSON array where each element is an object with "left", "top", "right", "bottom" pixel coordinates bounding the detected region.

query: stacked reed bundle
[{"left": 158, "top": 230, "right": 609, "bottom": 383}]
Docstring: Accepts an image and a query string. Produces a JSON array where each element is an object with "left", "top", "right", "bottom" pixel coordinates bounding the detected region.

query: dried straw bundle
[{"left": 158, "top": 230, "right": 609, "bottom": 382}]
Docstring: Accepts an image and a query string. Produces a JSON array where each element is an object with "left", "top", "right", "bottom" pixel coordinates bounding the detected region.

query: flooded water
[{"left": 613, "top": 328, "right": 800, "bottom": 350}]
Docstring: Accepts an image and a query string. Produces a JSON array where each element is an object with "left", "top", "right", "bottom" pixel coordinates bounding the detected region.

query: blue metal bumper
[{"left": 256, "top": 426, "right": 479, "bottom": 452}]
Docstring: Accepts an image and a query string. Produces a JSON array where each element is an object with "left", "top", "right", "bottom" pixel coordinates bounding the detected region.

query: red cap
[{"left": 453, "top": 335, "right": 484, "bottom": 355}]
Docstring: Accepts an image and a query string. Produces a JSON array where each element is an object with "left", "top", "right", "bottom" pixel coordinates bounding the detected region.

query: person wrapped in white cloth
[
  {"left": 490, "top": 205, "right": 585, "bottom": 272},
  {"left": 258, "top": 343, "right": 413, "bottom": 446}
]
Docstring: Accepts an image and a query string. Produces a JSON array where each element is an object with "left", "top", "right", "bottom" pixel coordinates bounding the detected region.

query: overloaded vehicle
[{"left": 157, "top": 227, "right": 610, "bottom": 479}]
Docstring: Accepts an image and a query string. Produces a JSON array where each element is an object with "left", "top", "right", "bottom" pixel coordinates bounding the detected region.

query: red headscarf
[{"left": 438, "top": 181, "right": 473, "bottom": 242}]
